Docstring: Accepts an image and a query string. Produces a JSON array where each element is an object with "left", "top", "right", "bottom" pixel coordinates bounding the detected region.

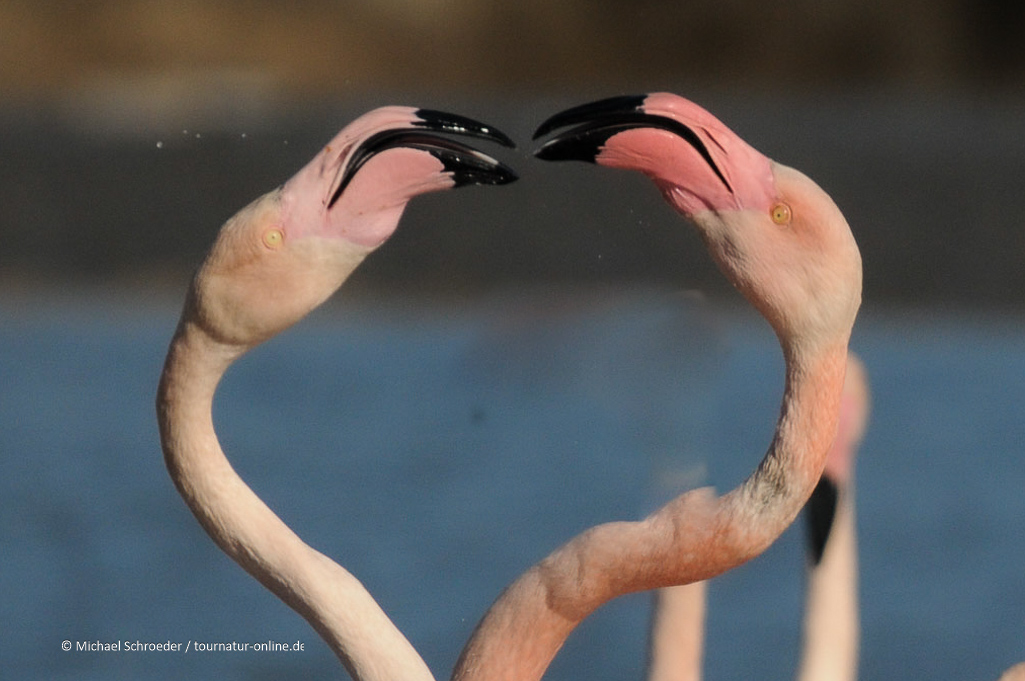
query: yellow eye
[
  {"left": 771, "top": 202, "right": 792, "bottom": 225},
  {"left": 262, "top": 228, "right": 284, "bottom": 250}
]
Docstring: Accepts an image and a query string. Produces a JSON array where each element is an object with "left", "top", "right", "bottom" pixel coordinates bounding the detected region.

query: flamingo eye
[
  {"left": 262, "top": 228, "right": 285, "bottom": 250},
  {"left": 770, "top": 202, "right": 792, "bottom": 225}
]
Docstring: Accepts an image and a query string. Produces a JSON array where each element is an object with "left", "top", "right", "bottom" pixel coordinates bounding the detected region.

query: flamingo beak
[
  {"left": 328, "top": 109, "right": 517, "bottom": 208},
  {"left": 805, "top": 476, "right": 839, "bottom": 566},
  {"left": 532, "top": 95, "right": 732, "bottom": 195}
]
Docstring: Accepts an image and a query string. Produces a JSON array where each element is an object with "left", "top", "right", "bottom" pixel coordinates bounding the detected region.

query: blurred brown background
[
  {"left": 5, "top": 0, "right": 1025, "bottom": 95},
  {"left": 2, "top": 0, "right": 1025, "bottom": 306}
]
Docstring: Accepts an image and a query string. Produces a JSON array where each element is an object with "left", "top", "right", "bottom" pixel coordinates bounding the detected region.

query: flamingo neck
[
  {"left": 157, "top": 316, "right": 435, "bottom": 681},
  {"left": 646, "top": 582, "right": 707, "bottom": 681},
  {"left": 450, "top": 336, "right": 849, "bottom": 681},
  {"left": 796, "top": 477, "right": 859, "bottom": 681},
  {"left": 721, "top": 339, "right": 849, "bottom": 556}
]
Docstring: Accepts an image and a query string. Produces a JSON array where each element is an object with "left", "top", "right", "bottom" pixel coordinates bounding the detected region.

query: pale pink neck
[
  {"left": 647, "top": 582, "right": 707, "bottom": 681},
  {"left": 796, "top": 480, "right": 858, "bottom": 681},
  {"left": 722, "top": 341, "right": 849, "bottom": 555},
  {"left": 450, "top": 338, "right": 849, "bottom": 681},
  {"left": 157, "top": 318, "right": 435, "bottom": 681}
]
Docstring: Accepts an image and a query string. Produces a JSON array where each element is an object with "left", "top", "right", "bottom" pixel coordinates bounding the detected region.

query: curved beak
[
  {"left": 533, "top": 94, "right": 777, "bottom": 216},
  {"left": 533, "top": 95, "right": 731, "bottom": 194},
  {"left": 327, "top": 108, "right": 517, "bottom": 208}
]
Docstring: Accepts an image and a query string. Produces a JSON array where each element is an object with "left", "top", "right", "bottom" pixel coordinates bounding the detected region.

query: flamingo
[
  {"left": 645, "top": 351, "right": 869, "bottom": 681},
  {"left": 451, "top": 93, "right": 863, "bottom": 681},
  {"left": 155, "top": 106, "right": 515, "bottom": 681}
]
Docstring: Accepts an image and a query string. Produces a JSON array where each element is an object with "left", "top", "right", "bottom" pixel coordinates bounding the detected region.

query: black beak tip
[
  {"left": 487, "top": 128, "right": 517, "bottom": 149},
  {"left": 415, "top": 109, "right": 516, "bottom": 149},
  {"left": 533, "top": 138, "right": 600, "bottom": 164},
  {"left": 496, "top": 164, "right": 519, "bottom": 184},
  {"left": 452, "top": 162, "right": 519, "bottom": 187},
  {"left": 429, "top": 146, "right": 519, "bottom": 188},
  {"left": 533, "top": 94, "right": 648, "bottom": 140}
]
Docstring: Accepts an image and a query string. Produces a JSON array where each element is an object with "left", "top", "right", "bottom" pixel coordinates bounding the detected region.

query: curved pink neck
[
  {"left": 157, "top": 317, "right": 436, "bottom": 681},
  {"left": 450, "top": 339, "right": 849, "bottom": 681}
]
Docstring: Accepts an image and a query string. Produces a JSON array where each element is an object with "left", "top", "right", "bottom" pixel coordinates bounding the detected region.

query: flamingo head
[
  {"left": 186, "top": 107, "right": 516, "bottom": 347},
  {"left": 535, "top": 93, "right": 861, "bottom": 350}
]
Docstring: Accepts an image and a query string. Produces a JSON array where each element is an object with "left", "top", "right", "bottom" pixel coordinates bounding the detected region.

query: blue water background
[{"left": 2, "top": 288, "right": 1024, "bottom": 680}]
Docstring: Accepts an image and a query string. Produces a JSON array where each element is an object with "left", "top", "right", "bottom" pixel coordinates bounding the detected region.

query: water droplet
[{"left": 156, "top": 141, "right": 163, "bottom": 149}]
